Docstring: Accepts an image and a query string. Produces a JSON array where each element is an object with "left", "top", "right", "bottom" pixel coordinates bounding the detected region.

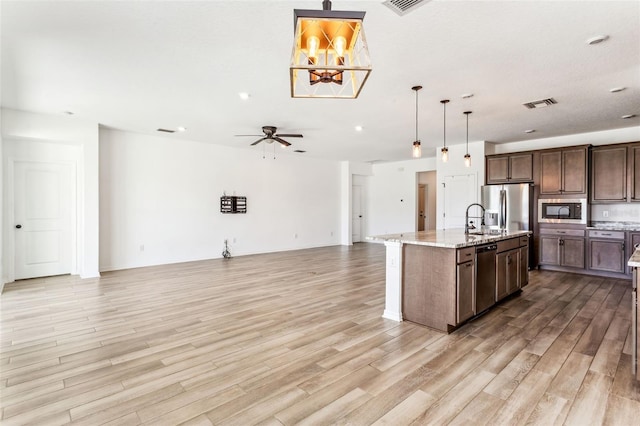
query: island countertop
[
  {"left": 367, "top": 229, "right": 532, "bottom": 249},
  {"left": 629, "top": 247, "right": 640, "bottom": 268}
]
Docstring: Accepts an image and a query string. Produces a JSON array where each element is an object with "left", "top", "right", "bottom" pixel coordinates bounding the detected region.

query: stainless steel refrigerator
[
  {"left": 481, "top": 183, "right": 534, "bottom": 267},
  {"left": 481, "top": 183, "right": 533, "bottom": 233}
]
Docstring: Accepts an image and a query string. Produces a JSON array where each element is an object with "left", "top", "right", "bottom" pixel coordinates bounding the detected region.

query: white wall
[
  {"left": 489, "top": 126, "right": 640, "bottom": 154},
  {"left": 367, "top": 157, "right": 437, "bottom": 236},
  {"left": 1, "top": 108, "right": 100, "bottom": 280},
  {"left": 99, "top": 128, "right": 341, "bottom": 271},
  {"left": 436, "top": 141, "right": 486, "bottom": 229}
]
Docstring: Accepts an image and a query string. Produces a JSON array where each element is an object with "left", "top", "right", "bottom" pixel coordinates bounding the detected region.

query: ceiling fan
[{"left": 235, "top": 125, "right": 303, "bottom": 147}]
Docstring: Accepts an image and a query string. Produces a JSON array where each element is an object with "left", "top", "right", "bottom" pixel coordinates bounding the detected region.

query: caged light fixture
[
  {"left": 440, "top": 99, "right": 450, "bottom": 162},
  {"left": 464, "top": 111, "right": 472, "bottom": 167},
  {"left": 411, "top": 85, "right": 422, "bottom": 158},
  {"left": 290, "top": 0, "right": 372, "bottom": 98}
]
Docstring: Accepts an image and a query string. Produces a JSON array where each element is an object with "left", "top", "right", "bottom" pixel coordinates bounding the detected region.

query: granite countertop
[
  {"left": 366, "top": 229, "right": 531, "bottom": 249},
  {"left": 629, "top": 247, "right": 640, "bottom": 268},
  {"left": 588, "top": 222, "right": 640, "bottom": 231}
]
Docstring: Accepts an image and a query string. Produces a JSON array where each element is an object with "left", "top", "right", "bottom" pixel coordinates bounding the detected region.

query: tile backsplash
[{"left": 591, "top": 204, "right": 640, "bottom": 223}]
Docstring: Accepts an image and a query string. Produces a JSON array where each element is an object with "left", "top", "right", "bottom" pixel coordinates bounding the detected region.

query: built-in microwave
[{"left": 538, "top": 198, "right": 587, "bottom": 224}]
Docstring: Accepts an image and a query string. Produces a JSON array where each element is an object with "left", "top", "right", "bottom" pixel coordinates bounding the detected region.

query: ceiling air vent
[
  {"left": 523, "top": 98, "right": 558, "bottom": 109},
  {"left": 156, "top": 128, "right": 176, "bottom": 133},
  {"left": 382, "top": 0, "right": 431, "bottom": 16}
]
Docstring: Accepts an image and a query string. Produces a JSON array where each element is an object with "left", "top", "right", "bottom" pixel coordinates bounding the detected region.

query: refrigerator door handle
[{"left": 499, "top": 189, "right": 507, "bottom": 230}]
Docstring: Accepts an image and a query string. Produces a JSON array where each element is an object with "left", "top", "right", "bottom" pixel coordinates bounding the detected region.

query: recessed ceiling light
[
  {"left": 355, "top": 125, "right": 363, "bottom": 132},
  {"left": 239, "top": 92, "right": 250, "bottom": 100},
  {"left": 461, "top": 93, "right": 474, "bottom": 99},
  {"left": 586, "top": 35, "right": 609, "bottom": 45},
  {"left": 622, "top": 114, "right": 636, "bottom": 119},
  {"left": 176, "top": 126, "right": 187, "bottom": 132},
  {"left": 524, "top": 129, "right": 536, "bottom": 134},
  {"left": 610, "top": 87, "right": 626, "bottom": 93}
]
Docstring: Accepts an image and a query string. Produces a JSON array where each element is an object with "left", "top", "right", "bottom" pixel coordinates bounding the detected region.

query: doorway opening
[{"left": 417, "top": 171, "right": 436, "bottom": 232}]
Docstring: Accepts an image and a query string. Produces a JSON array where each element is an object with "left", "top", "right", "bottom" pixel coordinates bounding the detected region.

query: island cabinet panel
[
  {"left": 402, "top": 244, "right": 456, "bottom": 331},
  {"left": 456, "top": 259, "right": 475, "bottom": 324},
  {"left": 519, "top": 243, "right": 529, "bottom": 287},
  {"left": 496, "top": 248, "right": 519, "bottom": 300},
  {"left": 590, "top": 145, "right": 627, "bottom": 203},
  {"left": 540, "top": 146, "right": 587, "bottom": 196}
]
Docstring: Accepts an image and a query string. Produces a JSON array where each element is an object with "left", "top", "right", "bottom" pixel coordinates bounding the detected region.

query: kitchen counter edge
[{"left": 366, "top": 230, "right": 531, "bottom": 249}]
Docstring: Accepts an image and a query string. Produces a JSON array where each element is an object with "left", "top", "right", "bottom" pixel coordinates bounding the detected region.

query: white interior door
[
  {"left": 443, "top": 174, "right": 476, "bottom": 229},
  {"left": 352, "top": 184, "right": 363, "bottom": 242},
  {"left": 14, "top": 161, "right": 74, "bottom": 280}
]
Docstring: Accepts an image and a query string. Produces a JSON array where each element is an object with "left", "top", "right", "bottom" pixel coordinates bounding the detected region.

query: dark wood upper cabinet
[
  {"left": 591, "top": 145, "right": 627, "bottom": 203},
  {"left": 589, "top": 142, "right": 640, "bottom": 203},
  {"left": 631, "top": 144, "right": 640, "bottom": 202},
  {"left": 540, "top": 146, "right": 587, "bottom": 196},
  {"left": 486, "top": 153, "right": 533, "bottom": 184}
]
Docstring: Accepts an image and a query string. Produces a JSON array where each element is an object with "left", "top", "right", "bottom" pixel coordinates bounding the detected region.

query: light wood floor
[{"left": 1, "top": 243, "right": 639, "bottom": 425}]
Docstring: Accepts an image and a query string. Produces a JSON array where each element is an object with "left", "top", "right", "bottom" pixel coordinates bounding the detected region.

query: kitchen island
[{"left": 368, "top": 229, "right": 531, "bottom": 333}]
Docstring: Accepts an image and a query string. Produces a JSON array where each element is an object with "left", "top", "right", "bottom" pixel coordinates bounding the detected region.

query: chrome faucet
[{"left": 465, "top": 203, "right": 486, "bottom": 234}]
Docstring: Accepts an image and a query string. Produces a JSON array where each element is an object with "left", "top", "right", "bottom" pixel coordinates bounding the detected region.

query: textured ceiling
[{"left": 2, "top": 0, "right": 639, "bottom": 162}]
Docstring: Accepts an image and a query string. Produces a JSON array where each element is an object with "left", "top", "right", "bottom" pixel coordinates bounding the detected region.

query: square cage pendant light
[{"left": 290, "top": 1, "right": 372, "bottom": 99}]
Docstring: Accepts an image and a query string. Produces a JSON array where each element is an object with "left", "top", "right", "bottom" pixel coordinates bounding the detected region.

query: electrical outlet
[
  {"left": 294, "top": 233, "right": 298, "bottom": 239},
  {"left": 140, "top": 244, "right": 145, "bottom": 252},
  {"left": 603, "top": 210, "right": 609, "bottom": 218}
]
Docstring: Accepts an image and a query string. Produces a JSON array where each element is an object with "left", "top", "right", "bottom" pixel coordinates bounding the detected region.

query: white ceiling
[{"left": 2, "top": 0, "right": 639, "bottom": 162}]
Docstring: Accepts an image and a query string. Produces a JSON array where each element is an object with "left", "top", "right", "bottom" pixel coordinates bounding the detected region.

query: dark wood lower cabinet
[
  {"left": 539, "top": 228, "right": 585, "bottom": 270},
  {"left": 589, "top": 239, "right": 625, "bottom": 273},
  {"left": 456, "top": 260, "right": 475, "bottom": 323},
  {"left": 496, "top": 249, "right": 519, "bottom": 300}
]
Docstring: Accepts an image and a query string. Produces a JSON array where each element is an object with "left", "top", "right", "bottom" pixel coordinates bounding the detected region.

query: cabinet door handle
[
  {"left": 601, "top": 233, "right": 612, "bottom": 236},
  {"left": 558, "top": 231, "right": 566, "bottom": 234},
  {"left": 559, "top": 239, "right": 564, "bottom": 246}
]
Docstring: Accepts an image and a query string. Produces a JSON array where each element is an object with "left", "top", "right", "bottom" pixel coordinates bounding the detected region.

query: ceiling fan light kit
[{"left": 290, "top": 0, "right": 372, "bottom": 98}]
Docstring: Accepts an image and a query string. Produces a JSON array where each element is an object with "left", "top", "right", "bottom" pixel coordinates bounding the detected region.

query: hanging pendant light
[
  {"left": 464, "top": 111, "right": 472, "bottom": 167},
  {"left": 290, "top": 0, "right": 372, "bottom": 98},
  {"left": 440, "top": 99, "right": 450, "bottom": 162},
  {"left": 411, "top": 85, "right": 422, "bottom": 158}
]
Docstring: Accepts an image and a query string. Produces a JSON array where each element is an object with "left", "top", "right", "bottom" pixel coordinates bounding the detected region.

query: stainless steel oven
[{"left": 538, "top": 198, "right": 587, "bottom": 224}]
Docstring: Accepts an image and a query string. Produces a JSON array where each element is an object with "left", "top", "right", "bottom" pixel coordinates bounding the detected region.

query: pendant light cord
[
  {"left": 415, "top": 89, "right": 419, "bottom": 142},
  {"left": 440, "top": 99, "right": 449, "bottom": 148},
  {"left": 464, "top": 110, "right": 472, "bottom": 153}
]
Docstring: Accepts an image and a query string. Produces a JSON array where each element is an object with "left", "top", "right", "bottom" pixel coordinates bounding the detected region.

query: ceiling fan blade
[
  {"left": 235, "top": 134, "right": 263, "bottom": 137},
  {"left": 273, "top": 136, "right": 291, "bottom": 147},
  {"left": 251, "top": 137, "right": 268, "bottom": 146},
  {"left": 275, "top": 133, "right": 303, "bottom": 138}
]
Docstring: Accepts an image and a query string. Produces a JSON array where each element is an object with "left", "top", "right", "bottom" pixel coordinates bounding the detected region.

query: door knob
[{"left": 15, "top": 224, "right": 22, "bottom": 229}]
